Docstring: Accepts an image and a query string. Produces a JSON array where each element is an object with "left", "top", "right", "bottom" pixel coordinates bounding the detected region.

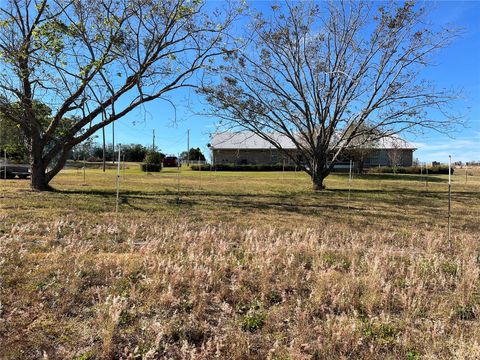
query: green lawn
[{"left": 3, "top": 164, "right": 478, "bottom": 233}]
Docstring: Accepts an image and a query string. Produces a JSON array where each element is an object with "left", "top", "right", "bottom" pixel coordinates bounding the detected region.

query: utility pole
[
  {"left": 152, "top": 129, "right": 156, "bottom": 151},
  {"left": 102, "top": 127, "right": 106, "bottom": 172},
  {"left": 112, "top": 121, "right": 115, "bottom": 164},
  {"left": 187, "top": 129, "right": 190, "bottom": 166}
]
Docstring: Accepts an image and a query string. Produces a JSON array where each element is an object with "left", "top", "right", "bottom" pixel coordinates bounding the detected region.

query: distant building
[
  {"left": 210, "top": 132, "right": 416, "bottom": 168},
  {"left": 163, "top": 156, "right": 178, "bottom": 167}
]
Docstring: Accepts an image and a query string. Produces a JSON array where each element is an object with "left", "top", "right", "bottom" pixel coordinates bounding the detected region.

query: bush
[
  {"left": 144, "top": 150, "right": 164, "bottom": 165},
  {"left": 369, "top": 165, "right": 453, "bottom": 175},
  {"left": 141, "top": 150, "right": 163, "bottom": 172},
  {"left": 191, "top": 163, "right": 299, "bottom": 171},
  {"left": 141, "top": 163, "right": 161, "bottom": 172}
]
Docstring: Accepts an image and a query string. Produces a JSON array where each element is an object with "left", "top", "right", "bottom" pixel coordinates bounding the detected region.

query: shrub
[
  {"left": 191, "top": 163, "right": 299, "bottom": 171},
  {"left": 140, "top": 163, "right": 161, "bottom": 172},
  {"left": 141, "top": 150, "right": 163, "bottom": 172},
  {"left": 144, "top": 150, "right": 164, "bottom": 165},
  {"left": 368, "top": 165, "right": 453, "bottom": 175}
]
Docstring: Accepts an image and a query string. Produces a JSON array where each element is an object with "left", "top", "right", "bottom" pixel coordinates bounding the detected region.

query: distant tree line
[
  {"left": 179, "top": 147, "right": 206, "bottom": 162},
  {"left": 70, "top": 142, "right": 164, "bottom": 163}
]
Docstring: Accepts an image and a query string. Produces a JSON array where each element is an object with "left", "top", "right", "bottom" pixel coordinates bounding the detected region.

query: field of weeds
[{"left": 1, "top": 166, "right": 479, "bottom": 359}]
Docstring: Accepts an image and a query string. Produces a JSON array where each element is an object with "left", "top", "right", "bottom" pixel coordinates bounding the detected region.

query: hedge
[
  {"left": 190, "top": 164, "right": 299, "bottom": 171},
  {"left": 191, "top": 164, "right": 454, "bottom": 174},
  {"left": 368, "top": 165, "right": 453, "bottom": 175},
  {"left": 140, "top": 163, "right": 162, "bottom": 172}
]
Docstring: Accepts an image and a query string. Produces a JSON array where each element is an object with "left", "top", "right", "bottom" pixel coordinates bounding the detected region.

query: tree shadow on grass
[
  {"left": 53, "top": 180, "right": 478, "bottom": 217},
  {"left": 120, "top": 196, "right": 147, "bottom": 212},
  {"left": 335, "top": 173, "right": 447, "bottom": 183},
  {"left": 55, "top": 186, "right": 477, "bottom": 204}
]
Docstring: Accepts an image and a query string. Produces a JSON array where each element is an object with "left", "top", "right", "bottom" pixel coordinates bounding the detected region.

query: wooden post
[{"left": 83, "top": 156, "right": 86, "bottom": 185}]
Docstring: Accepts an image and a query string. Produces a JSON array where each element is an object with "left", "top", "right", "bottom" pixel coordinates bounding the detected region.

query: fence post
[
  {"left": 83, "top": 156, "right": 86, "bottom": 185},
  {"left": 115, "top": 146, "right": 121, "bottom": 214},
  {"left": 447, "top": 155, "right": 452, "bottom": 249},
  {"left": 348, "top": 159, "right": 352, "bottom": 209},
  {"left": 425, "top": 162, "right": 428, "bottom": 191}
]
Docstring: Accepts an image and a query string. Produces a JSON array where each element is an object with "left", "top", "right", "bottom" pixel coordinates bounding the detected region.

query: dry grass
[{"left": 0, "top": 165, "right": 479, "bottom": 359}]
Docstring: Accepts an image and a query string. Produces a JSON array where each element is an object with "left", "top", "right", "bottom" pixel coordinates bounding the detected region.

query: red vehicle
[{"left": 163, "top": 156, "right": 178, "bottom": 167}]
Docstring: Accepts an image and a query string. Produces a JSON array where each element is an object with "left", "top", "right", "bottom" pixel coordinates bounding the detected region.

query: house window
[{"left": 271, "top": 152, "right": 278, "bottom": 163}]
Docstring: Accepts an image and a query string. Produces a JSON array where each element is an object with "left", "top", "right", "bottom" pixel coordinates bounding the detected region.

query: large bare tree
[
  {"left": 201, "top": 1, "right": 461, "bottom": 189},
  {"left": 0, "top": 0, "right": 240, "bottom": 190}
]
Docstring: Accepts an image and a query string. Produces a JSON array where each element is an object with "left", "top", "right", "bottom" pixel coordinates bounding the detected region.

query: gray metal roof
[
  {"left": 211, "top": 132, "right": 416, "bottom": 150},
  {"left": 372, "top": 135, "right": 416, "bottom": 149},
  {"left": 210, "top": 132, "right": 297, "bottom": 150}
]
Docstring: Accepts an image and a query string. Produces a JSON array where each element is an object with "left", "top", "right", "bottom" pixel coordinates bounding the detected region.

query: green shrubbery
[
  {"left": 191, "top": 164, "right": 454, "bottom": 175},
  {"left": 191, "top": 163, "right": 299, "bottom": 171},
  {"left": 369, "top": 165, "right": 453, "bottom": 175},
  {"left": 141, "top": 150, "right": 163, "bottom": 172},
  {"left": 140, "top": 163, "right": 161, "bottom": 172}
]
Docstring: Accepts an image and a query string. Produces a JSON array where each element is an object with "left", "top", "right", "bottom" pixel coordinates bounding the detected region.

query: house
[{"left": 210, "top": 132, "right": 416, "bottom": 168}]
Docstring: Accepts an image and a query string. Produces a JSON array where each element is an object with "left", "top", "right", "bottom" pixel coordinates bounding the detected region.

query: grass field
[{"left": 1, "top": 165, "right": 479, "bottom": 359}]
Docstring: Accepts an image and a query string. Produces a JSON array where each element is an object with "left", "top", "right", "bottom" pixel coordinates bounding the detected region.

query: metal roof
[
  {"left": 210, "top": 132, "right": 297, "bottom": 150},
  {"left": 372, "top": 135, "right": 416, "bottom": 149},
  {"left": 210, "top": 132, "right": 416, "bottom": 150}
]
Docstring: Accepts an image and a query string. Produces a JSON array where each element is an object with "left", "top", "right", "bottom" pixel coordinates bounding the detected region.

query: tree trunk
[
  {"left": 30, "top": 161, "right": 52, "bottom": 191},
  {"left": 28, "top": 136, "right": 51, "bottom": 191},
  {"left": 311, "top": 155, "right": 329, "bottom": 190},
  {"left": 29, "top": 139, "right": 52, "bottom": 191},
  {"left": 358, "top": 159, "right": 365, "bottom": 174},
  {"left": 312, "top": 172, "right": 326, "bottom": 190}
]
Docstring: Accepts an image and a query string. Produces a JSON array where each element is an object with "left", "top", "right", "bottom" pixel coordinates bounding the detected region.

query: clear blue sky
[{"left": 104, "top": 1, "right": 480, "bottom": 163}]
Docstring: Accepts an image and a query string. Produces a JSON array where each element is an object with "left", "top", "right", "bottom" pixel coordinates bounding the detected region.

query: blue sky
[{"left": 104, "top": 1, "right": 480, "bottom": 163}]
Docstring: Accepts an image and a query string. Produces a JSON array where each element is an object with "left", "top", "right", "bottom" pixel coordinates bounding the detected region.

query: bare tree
[
  {"left": 200, "top": 1, "right": 461, "bottom": 189},
  {"left": 0, "top": 0, "right": 240, "bottom": 190},
  {"left": 341, "top": 123, "right": 380, "bottom": 174},
  {"left": 387, "top": 137, "right": 404, "bottom": 173}
]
